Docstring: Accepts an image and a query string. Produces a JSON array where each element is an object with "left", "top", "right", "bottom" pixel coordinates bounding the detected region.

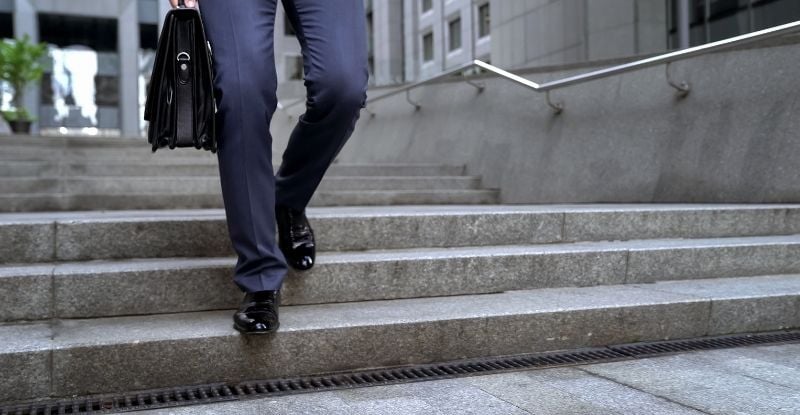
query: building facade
[
  {"left": 488, "top": 0, "right": 800, "bottom": 69},
  {"left": 1, "top": 0, "right": 799, "bottom": 137},
  {"left": 489, "top": 0, "right": 667, "bottom": 68},
  {"left": 1, "top": 0, "right": 164, "bottom": 137},
  {"left": 358, "top": 0, "right": 492, "bottom": 86}
]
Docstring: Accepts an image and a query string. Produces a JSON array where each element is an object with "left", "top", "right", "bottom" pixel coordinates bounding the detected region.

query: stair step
[
  {"left": 3, "top": 274, "right": 798, "bottom": 402},
  {"left": 0, "top": 189, "right": 499, "bottom": 212},
  {"left": 0, "top": 148, "right": 214, "bottom": 161},
  {"left": 0, "top": 176, "right": 483, "bottom": 194},
  {"left": 328, "top": 163, "right": 466, "bottom": 177},
  {"left": 0, "top": 178, "right": 60, "bottom": 193},
  {"left": 5, "top": 235, "right": 800, "bottom": 321},
  {"left": 0, "top": 135, "right": 146, "bottom": 148},
  {"left": 309, "top": 189, "right": 499, "bottom": 206},
  {"left": 2, "top": 205, "right": 799, "bottom": 264},
  {"left": 0, "top": 161, "right": 59, "bottom": 177},
  {"left": 0, "top": 192, "right": 225, "bottom": 212},
  {"left": 0, "top": 161, "right": 466, "bottom": 177}
]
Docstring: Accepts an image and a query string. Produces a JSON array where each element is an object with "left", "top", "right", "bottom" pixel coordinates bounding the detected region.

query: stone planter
[{"left": 7, "top": 120, "right": 32, "bottom": 134}]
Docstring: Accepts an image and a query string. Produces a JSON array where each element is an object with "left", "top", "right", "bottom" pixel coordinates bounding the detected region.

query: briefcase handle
[{"left": 177, "top": 0, "right": 186, "bottom": 8}]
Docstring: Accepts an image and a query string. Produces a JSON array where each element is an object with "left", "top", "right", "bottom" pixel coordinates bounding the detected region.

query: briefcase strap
[{"left": 175, "top": 20, "right": 195, "bottom": 148}]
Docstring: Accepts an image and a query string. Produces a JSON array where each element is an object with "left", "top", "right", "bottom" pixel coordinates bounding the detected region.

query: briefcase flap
[{"left": 144, "top": 6, "right": 217, "bottom": 153}]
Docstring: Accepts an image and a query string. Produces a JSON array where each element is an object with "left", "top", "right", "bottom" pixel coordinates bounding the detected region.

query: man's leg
[
  {"left": 275, "top": 0, "right": 370, "bottom": 210},
  {"left": 199, "top": 0, "right": 288, "bottom": 293}
]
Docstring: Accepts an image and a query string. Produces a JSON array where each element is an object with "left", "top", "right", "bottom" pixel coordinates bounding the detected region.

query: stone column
[
  {"left": 402, "top": 0, "right": 419, "bottom": 82},
  {"left": 158, "top": 0, "right": 171, "bottom": 33},
  {"left": 634, "top": 0, "right": 668, "bottom": 54},
  {"left": 677, "top": 0, "right": 690, "bottom": 49},
  {"left": 12, "top": 0, "right": 39, "bottom": 134},
  {"left": 372, "top": 0, "right": 405, "bottom": 86},
  {"left": 118, "top": 0, "right": 140, "bottom": 137}
]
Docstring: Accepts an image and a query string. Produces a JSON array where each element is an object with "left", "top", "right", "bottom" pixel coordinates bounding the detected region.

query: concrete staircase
[
  {"left": 1, "top": 136, "right": 800, "bottom": 404},
  {"left": 0, "top": 136, "right": 498, "bottom": 211},
  {"left": 3, "top": 204, "right": 800, "bottom": 402}
]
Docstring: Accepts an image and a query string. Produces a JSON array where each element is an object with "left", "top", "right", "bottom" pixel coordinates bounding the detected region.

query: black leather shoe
[
  {"left": 233, "top": 290, "right": 280, "bottom": 335},
  {"left": 276, "top": 204, "right": 316, "bottom": 270}
]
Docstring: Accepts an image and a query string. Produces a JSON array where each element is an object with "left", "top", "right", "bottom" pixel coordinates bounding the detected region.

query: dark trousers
[{"left": 198, "top": 0, "right": 369, "bottom": 293}]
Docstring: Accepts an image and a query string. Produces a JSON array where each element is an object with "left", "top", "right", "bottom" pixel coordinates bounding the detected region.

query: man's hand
[{"left": 169, "top": 0, "right": 197, "bottom": 8}]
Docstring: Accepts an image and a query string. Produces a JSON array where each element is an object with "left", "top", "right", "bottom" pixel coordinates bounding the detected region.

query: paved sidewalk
[{"left": 134, "top": 343, "right": 800, "bottom": 414}]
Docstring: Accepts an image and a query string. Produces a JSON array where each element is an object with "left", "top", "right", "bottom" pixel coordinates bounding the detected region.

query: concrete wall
[
  {"left": 271, "top": 40, "right": 800, "bottom": 204},
  {"left": 491, "top": 0, "right": 667, "bottom": 68}
]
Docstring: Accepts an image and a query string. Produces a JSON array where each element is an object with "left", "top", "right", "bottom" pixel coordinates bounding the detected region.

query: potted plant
[
  {"left": 0, "top": 34, "right": 47, "bottom": 134},
  {"left": 1, "top": 107, "right": 34, "bottom": 133}
]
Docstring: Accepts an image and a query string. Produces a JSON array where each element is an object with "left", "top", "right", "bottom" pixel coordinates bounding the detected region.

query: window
[
  {"left": 286, "top": 55, "right": 304, "bottom": 80},
  {"left": 0, "top": 13, "right": 12, "bottom": 111},
  {"left": 39, "top": 13, "right": 118, "bottom": 51},
  {"left": 421, "top": 0, "right": 433, "bottom": 13},
  {"left": 478, "top": 3, "right": 490, "bottom": 38},
  {"left": 708, "top": 0, "right": 750, "bottom": 42},
  {"left": 139, "top": 23, "right": 158, "bottom": 51},
  {"left": 753, "top": 0, "right": 800, "bottom": 30},
  {"left": 39, "top": 13, "right": 120, "bottom": 133},
  {"left": 0, "top": 13, "right": 12, "bottom": 39},
  {"left": 448, "top": 17, "right": 461, "bottom": 51},
  {"left": 422, "top": 31, "right": 434, "bottom": 62},
  {"left": 668, "top": 0, "right": 800, "bottom": 48},
  {"left": 139, "top": 23, "right": 159, "bottom": 136}
]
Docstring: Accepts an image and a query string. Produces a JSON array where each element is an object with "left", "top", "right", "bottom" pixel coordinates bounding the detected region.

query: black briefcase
[{"left": 144, "top": 0, "right": 217, "bottom": 153}]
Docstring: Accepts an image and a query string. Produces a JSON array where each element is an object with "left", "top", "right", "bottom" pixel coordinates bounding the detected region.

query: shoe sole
[
  {"left": 289, "top": 263, "right": 314, "bottom": 271},
  {"left": 232, "top": 323, "right": 280, "bottom": 335}
]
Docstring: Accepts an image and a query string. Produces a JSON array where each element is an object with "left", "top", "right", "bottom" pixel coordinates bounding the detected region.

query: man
[{"left": 168, "top": 0, "right": 369, "bottom": 334}]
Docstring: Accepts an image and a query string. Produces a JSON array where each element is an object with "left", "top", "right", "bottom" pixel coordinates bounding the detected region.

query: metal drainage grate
[{"left": 3, "top": 329, "right": 799, "bottom": 414}]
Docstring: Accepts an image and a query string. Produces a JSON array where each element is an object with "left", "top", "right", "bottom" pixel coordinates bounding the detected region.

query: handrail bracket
[
  {"left": 464, "top": 78, "right": 485, "bottom": 93},
  {"left": 546, "top": 90, "right": 564, "bottom": 114},
  {"left": 406, "top": 89, "right": 421, "bottom": 111},
  {"left": 666, "top": 62, "right": 691, "bottom": 97}
]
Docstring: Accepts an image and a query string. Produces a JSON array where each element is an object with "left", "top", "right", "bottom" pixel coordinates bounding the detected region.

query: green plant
[
  {"left": 0, "top": 34, "right": 47, "bottom": 121},
  {"left": 2, "top": 107, "right": 35, "bottom": 122}
]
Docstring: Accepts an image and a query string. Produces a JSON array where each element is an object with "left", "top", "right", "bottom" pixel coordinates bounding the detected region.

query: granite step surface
[
  {"left": 0, "top": 135, "right": 148, "bottom": 148},
  {"left": 0, "top": 189, "right": 499, "bottom": 212},
  {"left": 0, "top": 161, "right": 466, "bottom": 178},
  {"left": 5, "top": 235, "right": 800, "bottom": 321},
  {"left": 0, "top": 176, "right": 483, "bottom": 194},
  {"left": 0, "top": 147, "right": 215, "bottom": 161},
  {"left": 2, "top": 274, "right": 798, "bottom": 402},
  {"left": 2, "top": 204, "right": 799, "bottom": 264}
]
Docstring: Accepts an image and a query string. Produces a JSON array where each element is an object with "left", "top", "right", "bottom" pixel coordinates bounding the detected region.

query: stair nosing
[
  {"left": 3, "top": 274, "right": 796, "bottom": 348},
  {"left": 0, "top": 233, "right": 797, "bottom": 268}
]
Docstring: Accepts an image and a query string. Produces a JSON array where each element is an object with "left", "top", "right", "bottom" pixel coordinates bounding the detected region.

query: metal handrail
[
  {"left": 363, "top": 60, "right": 486, "bottom": 111},
  {"left": 279, "top": 19, "right": 800, "bottom": 115},
  {"left": 276, "top": 97, "right": 305, "bottom": 111},
  {"left": 277, "top": 60, "right": 483, "bottom": 116}
]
